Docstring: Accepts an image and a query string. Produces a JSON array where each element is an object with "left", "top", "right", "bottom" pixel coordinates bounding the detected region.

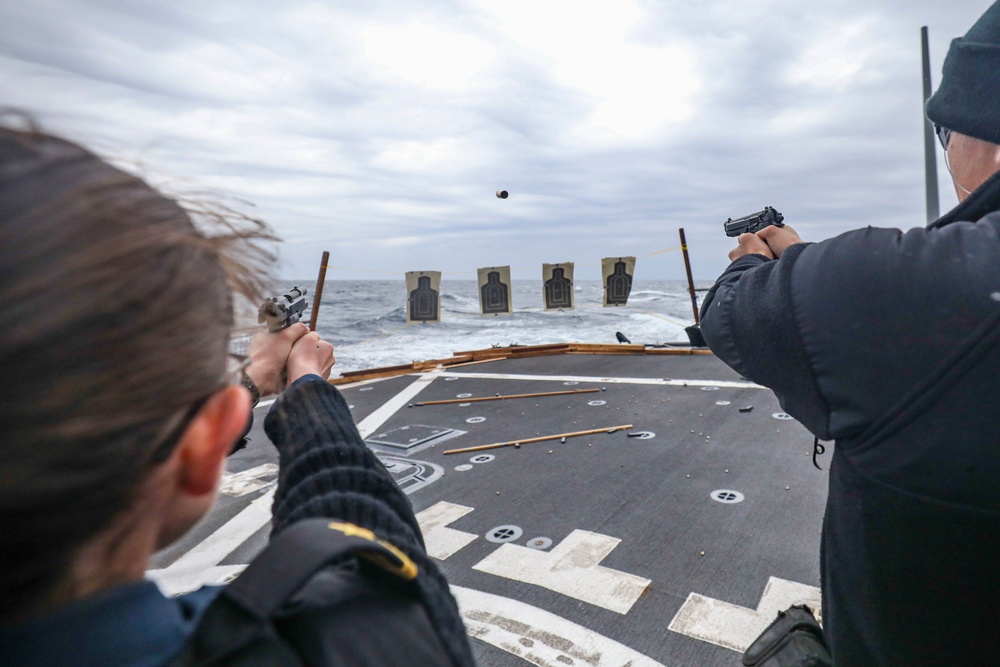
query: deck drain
[
  {"left": 711, "top": 489, "right": 745, "bottom": 504},
  {"left": 715, "top": 400, "right": 731, "bottom": 406},
  {"left": 486, "top": 525, "right": 523, "bottom": 543},
  {"left": 701, "top": 386, "right": 720, "bottom": 391},
  {"left": 588, "top": 400, "right": 607, "bottom": 406},
  {"left": 466, "top": 416, "right": 486, "bottom": 424},
  {"left": 454, "top": 464, "right": 473, "bottom": 472},
  {"left": 470, "top": 454, "right": 495, "bottom": 464},
  {"left": 628, "top": 431, "right": 656, "bottom": 439},
  {"left": 772, "top": 412, "right": 793, "bottom": 420},
  {"left": 526, "top": 537, "right": 552, "bottom": 550},
  {"left": 459, "top": 402, "right": 471, "bottom": 407},
  {"left": 563, "top": 381, "right": 579, "bottom": 386},
  {"left": 457, "top": 393, "right": 473, "bottom": 398},
  {"left": 359, "top": 387, "right": 374, "bottom": 392}
]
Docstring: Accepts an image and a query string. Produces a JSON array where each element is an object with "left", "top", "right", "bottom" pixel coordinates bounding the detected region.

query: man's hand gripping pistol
[{"left": 724, "top": 206, "right": 784, "bottom": 237}]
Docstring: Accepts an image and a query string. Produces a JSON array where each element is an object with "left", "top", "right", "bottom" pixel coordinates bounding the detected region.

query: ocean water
[{"left": 291, "top": 280, "right": 709, "bottom": 376}]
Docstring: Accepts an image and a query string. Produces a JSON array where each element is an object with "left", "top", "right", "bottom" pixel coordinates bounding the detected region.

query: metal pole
[
  {"left": 922, "top": 26, "right": 940, "bottom": 222},
  {"left": 308, "top": 250, "right": 330, "bottom": 331},
  {"left": 679, "top": 228, "right": 699, "bottom": 324}
]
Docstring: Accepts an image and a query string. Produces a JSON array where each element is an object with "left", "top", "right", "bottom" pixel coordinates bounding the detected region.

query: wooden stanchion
[
  {"left": 308, "top": 250, "right": 330, "bottom": 331},
  {"left": 443, "top": 424, "right": 634, "bottom": 455},
  {"left": 679, "top": 228, "right": 699, "bottom": 325},
  {"left": 415, "top": 388, "right": 600, "bottom": 406}
]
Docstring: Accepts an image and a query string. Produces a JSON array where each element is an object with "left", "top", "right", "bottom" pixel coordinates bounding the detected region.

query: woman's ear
[{"left": 175, "top": 386, "right": 251, "bottom": 497}]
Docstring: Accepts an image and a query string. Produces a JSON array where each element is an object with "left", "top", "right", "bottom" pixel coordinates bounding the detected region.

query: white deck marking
[
  {"left": 416, "top": 502, "right": 477, "bottom": 559},
  {"left": 453, "top": 585, "right": 669, "bottom": 667},
  {"left": 147, "top": 487, "right": 275, "bottom": 596},
  {"left": 333, "top": 375, "right": 394, "bottom": 389},
  {"left": 437, "top": 370, "right": 761, "bottom": 389},
  {"left": 668, "top": 576, "right": 822, "bottom": 652},
  {"left": 473, "top": 529, "right": 651, "bottom": 614},
  {"left": 356, "top": 372, "right": 439, "bottom": 439},
  {"left": 219, "top": 463, "right": 278, "bottom": 497}
]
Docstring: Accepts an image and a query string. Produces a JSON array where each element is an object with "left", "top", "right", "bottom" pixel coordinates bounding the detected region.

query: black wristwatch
[{"left": 241, "top": 370, "right": 261, "bottom": 408}]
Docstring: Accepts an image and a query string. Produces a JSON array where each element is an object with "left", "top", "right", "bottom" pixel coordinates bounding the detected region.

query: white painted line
[
  {"left": 415, "top": 501, "right": 478, "bottom": 560},
  {"left": 473, "top": 529, "right": 651, "bottom": 614},
  {"left": 331, "top": 375, "right": 397, "bottom": 389},
  {"left": 437, "top": 370, "right": 761, "bottom": 389},
  {"left": 667, "top": 576, "right": 822, "bottom": 653},
  {"left": 219, "top": 464, "right": 278, "bottom": 497},
  {"left": 356, "top": 372, "right": 439, "bottom": 439},
  {"left": 453, "top": 585, "right": 669, "bottom": 666},
  {"left": 146, "top": 487, "right": 275, "bottom": 595}
]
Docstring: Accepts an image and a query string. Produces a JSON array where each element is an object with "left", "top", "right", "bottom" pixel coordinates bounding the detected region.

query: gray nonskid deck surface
[{"left": 151, "top": 354, "right": 830, "bottom": 667}]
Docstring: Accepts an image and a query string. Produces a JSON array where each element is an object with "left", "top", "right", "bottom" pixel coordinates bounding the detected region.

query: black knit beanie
[{"left": 926, "top": 1, "right": 1000, "bottom": 145}]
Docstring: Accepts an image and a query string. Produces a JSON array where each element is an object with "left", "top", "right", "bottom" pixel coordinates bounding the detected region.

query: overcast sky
[{"left": 0, "top": 0, "right": 993, "bottom": 281}]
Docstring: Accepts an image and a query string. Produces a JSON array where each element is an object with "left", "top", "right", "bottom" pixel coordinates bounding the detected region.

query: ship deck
[{"left": 150, "top": 351, "right": 829, "bottom": 667}]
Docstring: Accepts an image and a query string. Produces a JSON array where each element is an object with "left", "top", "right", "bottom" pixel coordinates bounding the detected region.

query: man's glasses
[{"left": 935, "top": 124, "right": 952, "bottom": 151}]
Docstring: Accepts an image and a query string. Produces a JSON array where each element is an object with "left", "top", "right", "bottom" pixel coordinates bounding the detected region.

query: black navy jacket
[{"left": 700, "top": 173, "right": 1000, "bottom": 666}]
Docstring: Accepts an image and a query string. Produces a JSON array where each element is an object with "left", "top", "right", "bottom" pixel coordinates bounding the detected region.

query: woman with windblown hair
[{"left": 0, "top": 122, "right": 475, "bottom": 667}]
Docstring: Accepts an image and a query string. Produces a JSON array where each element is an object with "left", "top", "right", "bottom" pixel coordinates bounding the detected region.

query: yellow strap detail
[
  {"left": 328, "top": 521, "right": 419, "bottom": 580},
  {"left": 328, "top": 521, "right": 376, "bottom": 541}
]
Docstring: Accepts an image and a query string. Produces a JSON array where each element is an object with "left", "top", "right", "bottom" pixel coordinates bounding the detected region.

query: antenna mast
[{"left": 922, "top": 26, "right": 940, "bottom": 222}]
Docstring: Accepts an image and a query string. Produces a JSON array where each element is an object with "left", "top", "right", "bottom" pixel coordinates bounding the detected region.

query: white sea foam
[{"left": 300, "top": 280, "right": 706, "bottom": 375}]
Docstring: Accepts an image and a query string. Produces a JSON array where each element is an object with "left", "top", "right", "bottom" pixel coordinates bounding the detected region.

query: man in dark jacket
[{"left": 699, "top": 4, "right": 1000, "bottom": 665}]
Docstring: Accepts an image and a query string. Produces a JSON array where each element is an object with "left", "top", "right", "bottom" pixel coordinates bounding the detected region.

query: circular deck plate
[
  {"left": 630, "top": 431, "right": 656, "bottom": 440},
  {"left": 701, "top": 386, "right": 719, "bottom": 391},
  {"left": 588, "top": 400, "right": 607, "bottom": 406},
  {"left": 710, "top": 489, "right": 745, "bottom": 504},
  {"left": 563, "top": 381, "right": 579, "bottom": 386},
  {"left": 772, "top": 412, "right": 793, "bottom": 420},
  {"left": 466, "top": 416, "right": 486, "bottom": 424},
  {"left": 459, "top": 402, "right": 471, "bottom": 407},
  {"left": 715, "top": 400, "right": 731, "bottom": 406},
  {"left": 457, "top": 393, "right": 473, "bottom": 398},
  {"left": 486, "top": 525, "right": 523, "bottom": 543},
  {"left": 470, "top": 454, "right": 495, "bottom": 464},
  {"left": 444, "top": 377, "right": 459, "bottom": 381},
  {"left": 359, "top": 387, "right": 374, "bottom": 392},
  {"left": 526, "top": 537, "right": 553, "bottom": 550},
  {"left": 454, "top": 464, "right": 473, "bottom": 471}
]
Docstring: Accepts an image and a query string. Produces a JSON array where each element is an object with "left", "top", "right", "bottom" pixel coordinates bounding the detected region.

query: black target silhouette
[
  {"left": 408, "top": 275, "right": 439, "bottom": 322},
  {"left": 605, "top": 259, "right": 633, "bottom": 305},
  {"left": 481, "top": 270, "right": 510, "bottom": 314},
  {"left": 544, "top": 267, "right": 573, "bottom": 309}
]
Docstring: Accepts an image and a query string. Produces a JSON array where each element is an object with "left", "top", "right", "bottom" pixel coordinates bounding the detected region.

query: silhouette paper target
[
  {"left": 542, "top": 263, "right": 575, "bottom": 311},
  {"left": 477, "top": 266, "right": 512, "bottom": 316},
  {"left": 602, "top": 256, "right": 635, "bottom": 307},
  {"left": 405, "top": 271, "right": 441, "bottom": 323}
]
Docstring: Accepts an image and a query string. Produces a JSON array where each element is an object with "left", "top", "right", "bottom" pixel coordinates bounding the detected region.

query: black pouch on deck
[{"left": 741, "top": 605, "right": 832, "bottom": 667}]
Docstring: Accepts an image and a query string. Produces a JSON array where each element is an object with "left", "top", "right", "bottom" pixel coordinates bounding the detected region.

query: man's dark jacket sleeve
[
  {"left": 700, "top": 219, "right": 1000, "bottom": 443},
  {"left": 699, "top": 246, "right": 831, "bottom": 438},
  {"left": 263, "top": 376, "right": 476, "bottom": 667}
]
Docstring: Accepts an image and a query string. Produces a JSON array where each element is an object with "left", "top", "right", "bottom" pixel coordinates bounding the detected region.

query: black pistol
[
  {"left": 724, "top": 206, "right": 784, "bottom": 237},
  {"left": 258, "top": 286, "right": 309, "bottom": 332}
]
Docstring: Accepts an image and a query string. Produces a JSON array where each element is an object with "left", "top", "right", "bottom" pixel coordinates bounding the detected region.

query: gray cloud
[{"left": 0, "top": 0, "right": 991, "bottom": 282}]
